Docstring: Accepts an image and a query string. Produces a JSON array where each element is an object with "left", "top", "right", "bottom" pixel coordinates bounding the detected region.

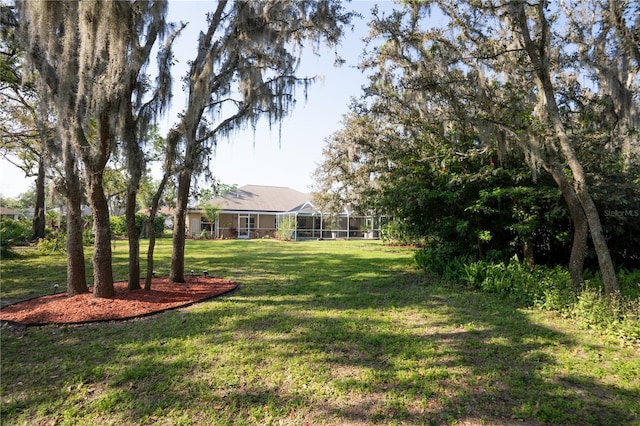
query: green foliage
[
  {"left": 414, "top": 246, "right": 470, "bottom": 281},
  {"left": 415, "top": 247, "right": 639, "bottom": 344},
  {"left": 201, "top": 205, "right": 219, "bottom": 223},
  {"left": 276, "top": 216, "right": 296, "bottom": 241},
  {"left": 593, "top": 180, "right": 640, "bottom": 268},
  {"left": 36, "top": 231, "right": 67, "bottom": 255},
  {"left": 150, "top": 215, "right": 165, "bottom": 238},
  {"left": 0, "top": 218, "right": 31, "bottom": 257},
  {"left": 1, "top": 190, "right": 36, "bottom": 211},
  {"left": 315, "top": 1, "right": 640, "bottom": 275},
  {"left": 572, "top": 289, "right": 640, "bottom": 345},
  {"left": 535, "top": 268, "right": 577, "bottom": 313},
  {"left": 461, "top": 257, "right": 575, "bottom": 308},
  {"left": 83, "top": 228, "right": 95, "bottom": 246},
  {"left": 380, "top": 219, "right": 422, "bottom": 246},
  {"left": 135, "top": 214, "right": 161, "bottom": 239},
  {"left": 109, "top": 214, "right": 165, "bottom": 239},
  {"left": 198, "top": 183, "right": 237, "bottom": 202},
  {"left": 616, "top": 269, "right": 640, "bottom": 299},
  {"left": 109, "top": 215, "right": 126, "bottom": 237},
  {"left": 199, "top": 204, "right": 220, "bottom": 238}
]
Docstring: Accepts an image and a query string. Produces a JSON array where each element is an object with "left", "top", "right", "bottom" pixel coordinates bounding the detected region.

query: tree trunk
[
  {"left": 144, "top": 187, "right": 163, "bottom": 291},
  {"left": 63, "top": 140, "right": 88, "bottom": 296},
  {"left": 125, "top": 188, "right": 141, "bottom": 290},
  {"left": 31, "top": 153, "right": 46, "bottom": 241},
  {"left": 145, "top": 176, "right": 168, "bottom": 290},
  {"left": 87, "top": 171, "right": 115, "bottom": 298},
  {"left": 544, "top": 161, "right": 588, "bottom": 290},
  {"left": 31, "top": 103, "right": 49, "bottom": 242},
  {"left": 514, "top": 3, "right": 619, "bottom": 294},
  {"left": 522, "top": 239, "right": 535, "bottom": 269},
  {"left": 145, "top": 219, "right": 157, "bottom": 291},
  {"left": 146, "top": 130, "right": 179, "bottom": 290},
  {"left": 542, "top": 89, "right": 618, "bottom": 293},
  {"left": 170, "top": 168, "right": 191, "bottom": 283}
]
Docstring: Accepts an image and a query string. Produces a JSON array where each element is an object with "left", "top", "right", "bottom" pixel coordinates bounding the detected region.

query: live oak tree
[
  {"left": 16, "top": 0, "right": 171, "bottom": 298},
  {"left": 319, "top": 0, "right": 636, "bottom": 293},
  {"left": 0, "top": 6, "right": 55, "bottom": 242},
  {"left": 9, "top": 1, "right": 353, "bottom": 293},
  {"left": 413, "top": 1, "right": 630, "bottom": 293},
  {"left": 144, "top": 129, "right": 180, "bottom": 291},
  {"left": 562, "top": 0, "right": 639, "bottom": 171},
  {"left": 312, "top": 109, "right": 392, "bottom": 219},
  {"left": 504, "top": 0, "right": 630, "bottom": 294},
  {"left": 168, "top": 0, "right": 353, "bottom": 282},
  {"left": 118, "top": 17, "right": 181, "bottom": 291},
  {"left": 14, "top": 1, "right": 89, "bottom": 296}
]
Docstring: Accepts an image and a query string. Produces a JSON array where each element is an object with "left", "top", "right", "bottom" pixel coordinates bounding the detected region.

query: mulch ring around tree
[{"left": 0, "top": 276, "right": 238, "bottom": 327}]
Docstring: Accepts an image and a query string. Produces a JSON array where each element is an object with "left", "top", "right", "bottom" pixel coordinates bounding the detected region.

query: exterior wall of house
[
  {"left": 186, "top": 211, "right": 280, "bottom": 239},
  {"left": 0, "top": 208, "right": 21, "bottom": 220},
  {"left": 216, "top": 213, "right": 236, "bottom": 238},
  {"left": 0, "top": 212, "right": 19, "bottom": 220},
  {"left": 217, "top": 212, "right": 278, "bottom": 239},
  {"left": 186, "top": 209, "right": 382, "bottom": 240}
]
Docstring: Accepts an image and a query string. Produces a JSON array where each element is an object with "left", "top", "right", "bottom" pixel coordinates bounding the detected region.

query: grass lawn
[{"left": 1, "top": 239, "right": 639, "bottom": 425}]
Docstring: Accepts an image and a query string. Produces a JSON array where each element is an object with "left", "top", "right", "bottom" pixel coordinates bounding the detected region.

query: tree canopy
[
  {"left": 314, "top": 0, "right": 639, "bottom": 293},
  {"left": 168, "top": 0, "right": 354, "bottom": 282},
  {"left": 4, "top": 0, "right": 354, "bottom": 296}
]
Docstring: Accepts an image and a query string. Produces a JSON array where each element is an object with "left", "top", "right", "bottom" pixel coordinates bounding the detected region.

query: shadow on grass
[
  {"left": 200, "top": 291, "right": 636, "bottom": 424},
  {"left": 1, "top": 240, "right": 638, "bottom": 425}
]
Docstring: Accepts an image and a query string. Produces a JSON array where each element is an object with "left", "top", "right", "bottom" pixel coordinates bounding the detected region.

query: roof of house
[
  {"left": 0, "top": 207, "right": 20, "bottom": 215},
  {"left": 207, "top": 185, "right": 310, "bottom": 213}
]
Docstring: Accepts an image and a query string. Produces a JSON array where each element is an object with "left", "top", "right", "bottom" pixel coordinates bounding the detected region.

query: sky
[{"left": 0, "top": 0, "right": 398, "bottom": 199}]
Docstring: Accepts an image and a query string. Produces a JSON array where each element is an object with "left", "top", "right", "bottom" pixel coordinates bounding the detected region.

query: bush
[
  {"left": 151, "top": 215, "right": 166, "bottom": 238},
  {"left": 535, "top": 266, "right": 576, "bottom": 312},
  {"left": 0, "top": 218, "right": 32, "bottom": 257},
  {"left": 83, "top": 227, "right": 95, "bottom": 246},
  {"left": 414, "top": 246, "right": 469, "bottom": 281},
  {"left": 572, "top": 289, "right": 640, "bottom": 345},
  {"left": 414, "top": 247, "right": 639, "bottom": 344},
  {"left": 109, "top": 214, "right": 165, "bottom": 239},
  {"left": 276, "top": 217, "right": 296, "bottom": 241},
  {"left": 110, "top": 215, "right": 126, "bottom": 237},
  {"left": 37, "top": 231, "right": 67, "bottom": 255},
  {"left": 460, "top": 257, "right": 544, "bottom": 305},
  {"left": 617, "top": 268, "right": 640, "bottom": 299},
  {"left": 381, "top": 220, "right": 422, "bottom": 246}
]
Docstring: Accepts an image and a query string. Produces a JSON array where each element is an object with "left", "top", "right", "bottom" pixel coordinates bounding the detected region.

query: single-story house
[
  {"left": 185, "top": 184, "right": 383, "bottom": 240},
  {"left": 0, "top": 207, "right": 20, "bottom": 220}
]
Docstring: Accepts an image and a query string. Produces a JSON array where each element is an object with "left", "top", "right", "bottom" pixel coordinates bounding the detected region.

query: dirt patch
[{"left": 0, "top": 276, "right": 237, "bottom": 326}]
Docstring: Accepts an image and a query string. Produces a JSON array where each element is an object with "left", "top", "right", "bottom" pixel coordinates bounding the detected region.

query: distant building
[
  {"left": 186, "top": 184, "right": 383, "bottom": 240},
  {"left": 0, "top": 207, "right": 21, "bottom": 220}
]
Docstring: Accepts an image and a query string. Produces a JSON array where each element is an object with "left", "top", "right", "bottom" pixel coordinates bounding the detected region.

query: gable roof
[
  {"left": 207, "top": 185, "right": 310, "bottom": 213},
  {"left": 289, "top": 201, "right": 321, "bottom": 215}
]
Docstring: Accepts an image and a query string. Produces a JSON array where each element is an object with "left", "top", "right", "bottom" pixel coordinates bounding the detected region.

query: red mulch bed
[{"left": 0, "top": 277, "right": 237, "bottom": 326}]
